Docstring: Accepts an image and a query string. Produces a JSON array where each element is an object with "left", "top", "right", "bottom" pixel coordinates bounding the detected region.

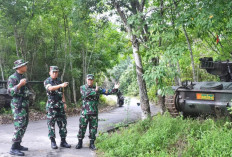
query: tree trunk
[
  {"left": 158, "top": 95, "right": 165, "bottom": 115},
  {"left": 159, "top": 0, "right": 164, "bottom": 47},
  {"left": 14, "top": 25, "right": 20, "bottom": 58},
  {"left": 61, "top": 16, "right": 68, "bottom": 82},
  {"left": 182, "top": 26, "right": 196, "bottom": 82},
  {"left": 173, "top": 0, "right": 196, "bottom": 82},
  {"left": 132, "top": 36, "right": 151, "bottom": 119},
  {"left": 70, "top": 56, "right": 77, "bottom": 103},
  {"left": 82, "top": 49, "right": 87, "bottom": 85},
  {"left": 85, "top": 49, "right": 87, "bottom": 77},
  {"left": 113, "top": 1, "right": 151, "bottom": 119},
  {"left": 68, "top": 34, "right": 77, "bottom": 104},
  {"left": 29, "top": 51, "right": 37, "bottom": 80},
  {"left": 0, "top": 59, "right": 4, "bottom": 81},
  {"left": 70, "top": 61, "right": 77, "bottom": 104},
  {"left": 61, "top": 51, "right": 67, "bottom": 82},
  {"left": 87, "top": 50, "right": 93, "bottom": 74},
  {"left": 174, "top": 61, "right": 181, "bottom": 85}
]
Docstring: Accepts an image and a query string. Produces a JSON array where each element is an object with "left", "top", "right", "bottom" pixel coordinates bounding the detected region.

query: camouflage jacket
[
  {"left": 7, "top": 72, "right": 30, "bottom": 108},
  {"left": 80, "top": 84, "right": 118, "bottom": 115},
  {"left": 44, "top": 77, "right": 63, "bottom": 109}
]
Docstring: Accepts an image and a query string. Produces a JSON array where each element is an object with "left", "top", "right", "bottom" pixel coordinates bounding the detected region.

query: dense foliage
[
  {"left": 1, "top": 0, "right": 232, "bottom": 155},
  {"left": 96, "top": 113, "right": 232, "bottom": 157},
  {"left": 0, "top": 0, "right": 129, "bottom": 105},
  {"left": 1, "top": 0, "right": 232, "bottom": 104}
]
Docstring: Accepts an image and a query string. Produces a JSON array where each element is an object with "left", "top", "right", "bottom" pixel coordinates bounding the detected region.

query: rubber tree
[{"left": 104, "top": 0, "right": 151, "bottom": 119}]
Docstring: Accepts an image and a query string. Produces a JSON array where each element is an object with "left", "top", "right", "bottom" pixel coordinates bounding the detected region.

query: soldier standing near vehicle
[
  {"left": 76, "top": 74, "right": 120, "bottom": 150},
  {"left": 7, "top": 59, "right": 30, "bottom": 156},
  {"left": 44, "top": 66, "right": 71, "bottom": 149}
]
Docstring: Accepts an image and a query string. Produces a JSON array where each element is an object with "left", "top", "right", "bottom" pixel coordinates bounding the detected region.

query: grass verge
[{"left": 96, "top": 113, "right": 232, "bottom": 157}]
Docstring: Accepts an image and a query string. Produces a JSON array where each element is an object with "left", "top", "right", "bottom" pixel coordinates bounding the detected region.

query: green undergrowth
[
  {"left": 1, "top": 95, "right": 115, "bottom": 115},
  {"left": 0, "top": 107, "right": 12, "bottom": 114},
  {"left": 96, "top": 113, "right": 232, "bottom": 157},
  {"left": 99, "top": 95, "right": 117, "bottom": 107}
]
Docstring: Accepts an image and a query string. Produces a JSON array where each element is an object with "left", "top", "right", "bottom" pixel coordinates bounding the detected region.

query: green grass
[
  {"left": 0, "top": 107, "right": 12, "bottom": 114},
  {"left": 96, "top": 113, "right": 232, "bottom": 157},
  {"left": 99, "top": 95, "right": 117, "bottom": 107}
]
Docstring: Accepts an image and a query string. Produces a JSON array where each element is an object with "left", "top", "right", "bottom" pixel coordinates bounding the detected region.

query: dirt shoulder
[{"left": 0, "top": 95, "right": 117, "bottom": 125}]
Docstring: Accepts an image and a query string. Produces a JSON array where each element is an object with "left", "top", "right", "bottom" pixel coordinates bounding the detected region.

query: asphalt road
[{"left": 0, "top": 96, "right": 161, "bottom": 157}]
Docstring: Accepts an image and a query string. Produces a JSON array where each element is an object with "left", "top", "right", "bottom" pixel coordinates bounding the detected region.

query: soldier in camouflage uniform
[
  {"left": 76, "top": 74, "right": 120, "bottom": 150},
  {"left": 7, "top": 59, "right": 29, "bottom": 156},
  {"left": 44, "top": 66, "right": 71, "bottom": 149}
]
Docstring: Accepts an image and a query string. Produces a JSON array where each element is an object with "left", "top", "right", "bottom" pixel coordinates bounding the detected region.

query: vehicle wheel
[{"left": 165, "top": 95, "right": 179, "bottom": 117}]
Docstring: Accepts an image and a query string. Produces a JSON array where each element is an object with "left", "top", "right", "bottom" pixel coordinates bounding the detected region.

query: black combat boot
[
  {"left": 18, "top": 143, "right": 28, "bottom": 151},
  {"left": 51, "top": 138, "right": 58, "bottom": 149},
  {"left": 9, "top": 142, "right": 25, "bottom": 156},
  {"left": 60, "top": 138, "right": 71, "bottom": 148},
  {"left": 75, "top": 139, "right": 83, "bottom": 149},
  {"left": 89, "top": 140, "right": 96, "bottom": 150}
]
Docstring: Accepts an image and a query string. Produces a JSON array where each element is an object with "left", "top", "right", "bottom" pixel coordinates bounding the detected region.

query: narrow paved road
[{"left": 0, "top": 96, "right": 161, "bottom": 157}]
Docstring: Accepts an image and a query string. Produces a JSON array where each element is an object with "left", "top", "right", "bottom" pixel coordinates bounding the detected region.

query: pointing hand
[
  {"left": 95, "top": 82, "right": 98, "bottom": 91},
  {"left": 60, "top": 82, "right": 69, "bottom": 88}
]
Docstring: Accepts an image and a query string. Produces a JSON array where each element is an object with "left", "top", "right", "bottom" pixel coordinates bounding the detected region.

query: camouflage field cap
[
  {"left": 50, "top": 66, "right": 59, "bottom": 72},
  {"left": 87, "top": 74, "right": 94, "bottom": 80},
  {"left": 13, "top": 59, "right": 28, "bottom": 69}
]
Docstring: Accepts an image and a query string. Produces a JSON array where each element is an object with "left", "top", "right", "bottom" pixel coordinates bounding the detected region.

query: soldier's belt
[
  {"left": 48, "top": 95, "right": 62, "bottom": 101},
  {"left": 13, "top": 96, "right": 29, "bottom": 100},
  {"left": 84, "top": 98, "right": 99, "bottom": 101}
]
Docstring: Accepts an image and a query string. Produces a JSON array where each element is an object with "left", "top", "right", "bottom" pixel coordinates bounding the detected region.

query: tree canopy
[{"left": 1, "top": 0, "right": 232, "bottom": 113}]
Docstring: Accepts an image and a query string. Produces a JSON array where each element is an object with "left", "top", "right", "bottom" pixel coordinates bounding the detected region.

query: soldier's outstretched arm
[
  {"left": 45, "top": 82, "right": 68, "bottom": 91},
  {"left": 99, "top": 84, "right": 119, "bottom": 95},
  {"left": 98, "top": 83, "right": 120, "bottom": 95},
  {"left": 98, "top": 88, "right": 116, "bottom": 95}
]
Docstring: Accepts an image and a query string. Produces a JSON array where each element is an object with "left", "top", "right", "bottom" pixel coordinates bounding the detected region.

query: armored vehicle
[
  {"left": 0, "top": 81, "right": 11, "bottom": 109},
  {"left": 0, "top": 81, "right": 43, "bottom": 109},
  {"left": 166, "top": 57, "right": 232, "bottom": 117}
]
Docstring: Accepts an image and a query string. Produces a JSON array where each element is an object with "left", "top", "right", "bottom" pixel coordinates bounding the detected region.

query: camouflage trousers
[
  {"left": 47, "top": 107, "right": 67, "bottom": 139},
  {"left": 11, "top": 100, "right": 29, "bottom": 143},
  {"left": 77, "top": 114, "right": 98, "bottom": 140}
]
